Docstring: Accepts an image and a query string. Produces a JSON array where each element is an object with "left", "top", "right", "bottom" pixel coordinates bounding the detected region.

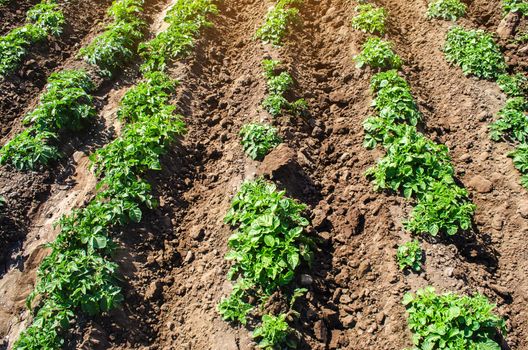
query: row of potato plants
[
  {"left": 353, "top": 3, "right": 505, "bottom": 349},
  {"left": 238, "top": 0, "right": 306, "bottom": 161},
  {"left": 12, "top": 1, "right": 218, "bottom": 348},
  {"left": 79, "top": 0, "right": 146, "bottom": 77},
  {"left": 219, "top": 1, "right": 311, "bottom": 349},
  {"left": 0, "top": 0, "right": 146, "bottom": 171},
  {"left": 426, "top": 0, "right": 527, "bottom": 20},
  {"left": 218, "top": 179, "right": 314, "bottom": 348},
  {"left": 427, "top": 1, "right": 528, "bottom": 190},
  {"left": 354, "top": 5, "right": 475, "bottom": 237},
  {"left": 0, "top": 0, "right": 65, "bottom": 77}
]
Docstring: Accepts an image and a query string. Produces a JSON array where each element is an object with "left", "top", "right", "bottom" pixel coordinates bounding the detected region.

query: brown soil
[
  {"left": 0, "top": 0, "right": 115, "bottom": 139},
  {"left": 0, "top": 1, "right": 41, "bottom": 36},
  {"left": 1, "top": 0, "right": 528, "bottom": 349}
]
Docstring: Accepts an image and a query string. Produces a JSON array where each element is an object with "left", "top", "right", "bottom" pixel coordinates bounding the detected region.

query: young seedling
[
  {"left": 351, "top": 4, "right": 387, "bottom": 34},
  {"left": 406, "top": 179, "right": 475, "bottom": 236},
  {"left": 256, "top": 0, "right": 303, "bottom": 46},
  {"left": 239, "top": 123, "right": 281, "bottom": 160},
  {"left": 497, "top": 73, "right": 528, "bottom": 97},
  {"left": 262, "top": 59, "right": 307, "bottom": 117},
  {"left": 396, "top": 240, "right": 423, "bottom": 271},
  {"left": 509, "top": 144, "right": 528, "bottom": 188},
  {"left": 426, "top": 0, "right": 467, "bottom": 21},
  {"left": 354, "top": 37, "right": 402, "bottom": 69},
  {"left": 253, "top": 313, "right": 296, "bottom": 349},
  {"left": 489, "top": 97, "right": 528, "bottom": 143}
]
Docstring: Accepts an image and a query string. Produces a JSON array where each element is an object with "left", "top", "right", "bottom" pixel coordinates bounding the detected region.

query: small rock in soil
[
  {"left": 190, "top": 226, "right": 205, "bottom": 241},
  {"left": 329, "top": 330, "right": 342, "bottom": 349},
  {"left": 184, "top": 251, "right": 194, "bottom": 264},
  {"left": 497, "top": 12, "right": 520, "bottom": 40},
  {"left": 341, "top": 314, "right": 355, "bottom": 328},
  {"left": 313, "top": 320, "right": 328, "bottom": 342},
  {"left": 468, "top": 175, "right": 493, "bottom": 193},
  {"left": 145, "top": 281, "right": 161, "bottom": 300},
  {"left": 357, "top": 260, "right": 371, "bottom": 277},
  {"left": 491, "top": 215, "right": 503, "bottom": 230},
  {"left": 518, "top": 200, "right": 528, "bottom": 219},
  {"left": 300, "top": 274, "right": 314, "bottom": 286}
]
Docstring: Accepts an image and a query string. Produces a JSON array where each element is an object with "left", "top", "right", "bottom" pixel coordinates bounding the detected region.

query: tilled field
[{"left": 0, "top": 0, "right": 527, "bottom": 349}]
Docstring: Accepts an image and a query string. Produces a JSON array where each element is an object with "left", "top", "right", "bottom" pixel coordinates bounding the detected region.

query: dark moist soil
[
  {"left": 2, "top": 0, "right": 528, "bottom": 349},
  {"left": 0, "top": 0, "right": 41, "bottom": 36},
  {"left": 0, "top": 0, "right": 113, "bottom": 140},
  {"left": 0, "top": 0, "right": 112, "bottom": 280},
  {"left": 0, "top": 0, "right": 177, "bottom": 267}
]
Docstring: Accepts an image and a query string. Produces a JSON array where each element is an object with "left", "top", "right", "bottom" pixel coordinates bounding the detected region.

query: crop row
[
  {"left": 219, "top": 179, "right": 313, "bottom": 348},
  {"left": 428, "top": 2, "right": 528, "bottom": 189},
  {"left": 0, "top": 70, "right": 95, "bottom": 170},
  {"left": 219, "top": 1, "right": 312, "bottom": 348},
  {"left": 426, "top": 0, "right": 527, "bottom": 19},
  {"left": 353, "top": 9, "right": 475, "bottom": 237},
  {"left": 79, "top": 0, "right": 145, "bottom": 77},
  {"left": 12, "top": 1, "right": 217, "bottom": 348},
  {"left": 0, "top": 0, "right": 64, "bottom": 77},
  {"left": 353, "top": 3, "right": 505, "bottom": 349},
  {"left": 0, "top": 0, "right": 146, "bottom": 171}
]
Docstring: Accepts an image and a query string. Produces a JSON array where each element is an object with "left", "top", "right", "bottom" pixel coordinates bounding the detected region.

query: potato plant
[
  {"left": 489, "top": 97, "right": 528, "bottom": 143},
  {"left": 351, "top": 4, "right": 387, "bottom": 34},
  {"left": 369, "top": 69, "right": 421, "bottom": 127},
  {"left": 426, "top": 0, "right": 466, "bottom": 21},
  {"left": 139, "top": 0, "right": 218, "bottom": 72},
  {"left": 502, "top": 0, "right": 528, "bottom": 15},
  {"left": 509, "top": 144, "right": 528, "bottom": 188},
  {"left": 403, "top": 287, "right": 505, "bottom": 350},
  {"left": 79, "top": 0, "right": 145, "bottom": 77},
  {"left": 13, "top": 0, "right": 214, "bottom": 346},
  {"left": 239, "top": 123, "right": 281, "bottom": 160},
  {"left": 354, "top": 37, "right": 402, "bottom": 69},
  {"left": 256, "top": 0, "right": 303, "bottom": 46},
  {"left": 396, "top": 240, "right": 423, "bottom": 272},
  {"left": 497, "top": 73, "right": 528, "bottom": 98},
  {"left": 0, "top": 0, "right": 64, "bottom": 76},
  {"left": 444, "top": 27, "right": 506, "bottom": 80},
  {"left": 218, "top": 179, "right": 313, "bottom": 348},
  {"left": 14, "top": 72, "right": 184, "bottom": 349},
  {"left": 262, "top": 59, "right": 307, "bottom": 117},
  {"left": 0, "top": 70, "right": 95, "bottom": 170},
  {"left": 223, "top": 179, "right": 312, "bottom": 293},
  {"left": 363, "top": 71, "right": 475, "bottom": 236},
  {"left": 406, "top": 179, "right": 475, "bottom": 236},
  {"left": 253, "top": 313, "right": 295, "bottom": 349}
]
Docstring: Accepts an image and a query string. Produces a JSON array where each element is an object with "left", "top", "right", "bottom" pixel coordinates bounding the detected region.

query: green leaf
[
  {"left": 287, "top": 252, "right": 299, "bottom": 269},
  {"left": 129, "top": 207, "right": 142, "bottom": 223},
  {"left": 264, "top": 235, "right": 275, "bottom": 247}
]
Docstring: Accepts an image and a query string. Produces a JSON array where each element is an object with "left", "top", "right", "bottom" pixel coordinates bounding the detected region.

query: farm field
[{"left": 0, "top": 0, "right": 527, "bottom": 349}]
